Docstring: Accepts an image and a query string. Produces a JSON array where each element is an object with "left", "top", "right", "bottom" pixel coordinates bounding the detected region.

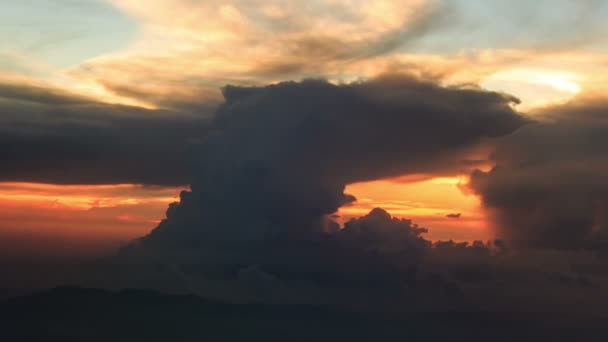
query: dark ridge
[{"left": 1, "top": 286, "right": 606, "bottom": 342}]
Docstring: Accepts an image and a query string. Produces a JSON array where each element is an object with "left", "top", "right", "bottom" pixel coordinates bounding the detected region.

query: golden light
[
  {"left": 0, "top": 182, "right": 182, "bottom": 210},
  {"left": 482, "top": 68, "right": 582, "bottom": 108},
  {"left": 340, "top": 176, "right": 489, "bottom": 242},
  {"left": 0, "top": 182, "right": 187, "bottom": 257}
]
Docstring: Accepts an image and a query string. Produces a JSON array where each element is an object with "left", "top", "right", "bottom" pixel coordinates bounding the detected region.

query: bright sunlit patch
[
  {"left": 500, "top": 69, "right": 581, "bottom": 93},
  {"left": 423, "top": 177, "right": 464, "bottom": 185},
  {"left": 482, "top": 68, "right": 582, "bottom": 109}
]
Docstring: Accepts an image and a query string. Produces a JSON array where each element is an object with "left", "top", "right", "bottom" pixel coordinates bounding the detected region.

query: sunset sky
[
  {"left": 2, "top": 0, "right": 608, "bottom": 257},
  {"left": 3, "top": 2, "right": 608, "bottom": 339}
]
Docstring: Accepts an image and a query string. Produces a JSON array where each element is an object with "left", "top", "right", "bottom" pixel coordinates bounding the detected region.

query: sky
[
  {"left": 3, "top": 0, "right": 608, "bottom": 259},
  {"left": 2, "top": 1, "right": 608, "bottom": 323}
]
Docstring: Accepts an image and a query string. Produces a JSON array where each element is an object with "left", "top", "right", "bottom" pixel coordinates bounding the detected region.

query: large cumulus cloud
[
  {"left": 134, "top": 76, "right": 525, "bottom": 249},
  {"left": 469, "top": 98, "right": 608, "bottom": 250},
  {"left": 110, "top": 76, "right": 536, "bottom": 309}
]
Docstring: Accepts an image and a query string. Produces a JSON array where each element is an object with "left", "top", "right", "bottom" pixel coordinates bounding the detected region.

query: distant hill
[{"left": 1, "top": 286, "right": 605, "bottom": 341}]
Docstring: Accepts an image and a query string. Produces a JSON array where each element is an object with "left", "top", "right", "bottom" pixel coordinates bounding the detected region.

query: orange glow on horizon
[
  {"left": 341, "top": 176, "right": 490, "bottom": 242},
  {"left": 0, "top": 178, "right": 489, "bottom": 259},
  {"left": 0, "top": 182, "right": 183, "bottom": 210},
  {"left": 0, "top": 182, "right": 185, "bottom": 259}
]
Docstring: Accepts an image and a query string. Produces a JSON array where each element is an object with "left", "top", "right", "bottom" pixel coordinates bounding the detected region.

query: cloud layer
[{"left": 0, "top": 81, "right": 209, "bottom": 185}]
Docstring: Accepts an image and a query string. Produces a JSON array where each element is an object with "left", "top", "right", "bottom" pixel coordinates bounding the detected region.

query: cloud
[
  {"left": 446, "top": 213, "right": 461, "bottom": 219},
  {"left": 469, "top": 96, "right": 608, "bottom": 250},
  {"left": 11, "top": 74, "right": 607, "bottom": 317},
  {"left": 66, "top": 0, "right": 451, "bottom": 107},
  {"left": 0, "top": 81, "right": 210, "bottom": 185},
  {"left": 417, "top": 0, "right": 608, "bottom": 52},
  {"left": 103, "top": 75, "right": 539, "bottom": 311},
  {"left": 54, "top": 0, "right": 608, "bottom": 111},
  {"left": 131, "top": 75, "right": 524, "bottom": 248},
  {"left": 114, "top": 207, "right": 608, "bottom": 316}
]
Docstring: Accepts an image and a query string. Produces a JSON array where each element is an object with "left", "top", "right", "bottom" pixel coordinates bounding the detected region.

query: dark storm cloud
[
  {"left": 0, "top": 76, "right": 523, "bottom": 186},
  {"left": 117, "top": 207, "right": 608, "bottom": 316},
  {"left": 0, "top": 82, "right": 210, "bottom": 185},
  {"left": 212, "top": 76, "right": 524, "bottom": 183},
  {"left": 469, "top": 97, "right": 608, "bottom": 250},
  {"left": 134, "top": 76, "right": 525, "bottom": 247},
  {"left": 108, "top": 76, "right": 538, "bottom": 311}
]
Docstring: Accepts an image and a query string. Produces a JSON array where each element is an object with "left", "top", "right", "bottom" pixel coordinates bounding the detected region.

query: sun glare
[{"left": 482, "top": 68, "right": 582, "bottom": 108}]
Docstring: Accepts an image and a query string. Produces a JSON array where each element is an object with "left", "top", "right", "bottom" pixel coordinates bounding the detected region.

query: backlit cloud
[
  {"left": 469, "top": 96, "right": 608, "bottom": 250},
  {"left": 0, "top": 80, "right": 209, "bottom": 185}
]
